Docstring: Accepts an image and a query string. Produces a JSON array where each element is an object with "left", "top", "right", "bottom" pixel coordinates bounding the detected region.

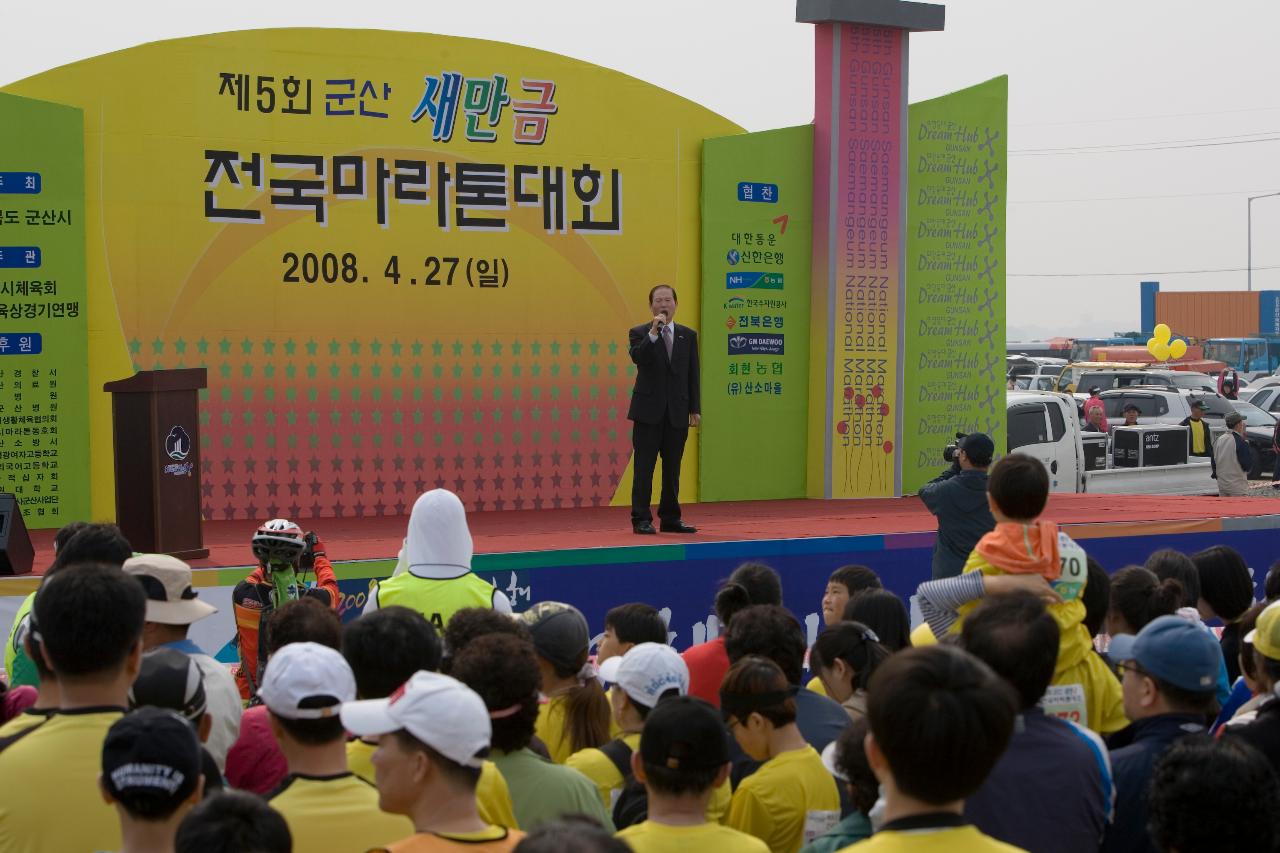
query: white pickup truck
[{"left": 1008, "top": 391, "right": 1216, "bottom": 495}]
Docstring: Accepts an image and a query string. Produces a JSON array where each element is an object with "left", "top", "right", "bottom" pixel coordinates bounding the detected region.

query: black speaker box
[{"left": 0, "top": 493, "right": 34, "bottom": 576}]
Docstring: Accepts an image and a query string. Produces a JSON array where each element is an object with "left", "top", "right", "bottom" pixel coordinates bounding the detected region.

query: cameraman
[
  {"left": 918, "top": 433, "right": 996, "bottom": 579},
  {"left": 232, "top": 519, "right": 339, "bottom": 699}
]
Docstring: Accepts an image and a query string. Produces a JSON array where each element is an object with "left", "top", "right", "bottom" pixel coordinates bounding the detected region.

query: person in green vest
[
  {"left": 4, "top": 522, "right": 132, "bottom": 688},
  {"left": 363, "top": 489, "right": 511, "bottom": 629}
]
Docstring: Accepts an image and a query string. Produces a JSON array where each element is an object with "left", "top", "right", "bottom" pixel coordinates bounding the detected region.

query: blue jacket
[
  {"left": 919, "top": 468, "right": 996, "bottom": 579},
  {"left": 966, "top": 708, "right": 1113, "bottom": 853},
  {"left": 1101, "top": 714, "right": 1207, "bottom": 853}
]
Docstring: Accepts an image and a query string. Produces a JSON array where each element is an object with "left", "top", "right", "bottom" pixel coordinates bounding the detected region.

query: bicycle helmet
[{"left": 251, "top": 518, "right": 306, "bottom": 567}]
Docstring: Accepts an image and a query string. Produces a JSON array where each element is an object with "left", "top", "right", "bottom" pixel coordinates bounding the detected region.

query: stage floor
[{"left": 19, "top": 492, "right": 1280, "bottom": 572}]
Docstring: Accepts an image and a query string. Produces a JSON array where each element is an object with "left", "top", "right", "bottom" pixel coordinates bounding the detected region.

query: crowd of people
[{"left": 2, "top": 467, "right": 1280, "bottom": 852}]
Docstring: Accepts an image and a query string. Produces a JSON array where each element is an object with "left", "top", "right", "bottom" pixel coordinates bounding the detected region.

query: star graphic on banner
[
  {"left": 394, "top": 499, "right": 407, "bottom": 514},
  {"left": 570, "top": 450, "right": 582, "bottom": 467},
  {"left": 393, "top": 455, "right": 406, "bottom": 471},
  {"left": 512, "top": 474, "right": 524, "bottom": 490},
  {"left": 531, "top": 452, "right": 543, "bottom": 468},
  {"left": 266, "top": 481, "right": 280, "bottom": 497},
  {"left": 287, "top": 457, "right": 300, "bottom": 473},
  {"left": 609, "top": 450, "right": 621, "bottom": 466},
  {"left": 592, "top": 495, "right": 604, "bottom": 507},
  {"left": 413, "top": 454, "right": 426, "bottom": 470},
  {"left": 434, "top": 474, "right": 447, "bottom": 489},
  {"left": 372, "top": 454, "right": 384, "bottom": 471},
  {"left": 288, "top": 480, "right": 301, "bottom": 497},
  {"left": 433, "top": 455, "right": 445, "bottom": 470},
  {"left": 352, "top": 500, "right": 365, "bottom": 516},
  {"left": 410, "top": 340, "right": 423, "bottom": 357},
  {"left": 531, "top": 474, "right": 544, "bottom": 489},
  {"left": 550, "top": 451, "right": 562, "bottom": 468},
  {"left": 416, "top": 478, "right": 428, "bottom": 492},
  {"left": 197, "top": 337, "right": 210, "bottom": 355},
  {"left": 452, "top": 476, "right": 466, "bottom": 493},
  {"left": 492, "top": 474, "right": 506, "bottom": 491},
  {"left": 262, "top": 338, "right": 276, "bottom": 356},
  {"left": 245, "top": 502, "right": 258, "bottom": 518},
  {"left": 288, "top": 503, "right": 302, "bottom": 518},
  {"left": 572, "top": 495, "right": 583, "bottom": 508},
  {"left": 332, "top": 502, "right": 345, "bottom": 517},
  {"left": 390, "top": 340, "right": 402, "bottom": 357},
  {"left": 352, "top": 477, "right": 365, "bottom": 494},
  {"left": 571, "top": 472, "right": 582, "bottom": 488},
  {"left": 372, "top": 477, "right": 385, "bottom": 494},
  {"left": 221, "top": 459, "right": 236, "bottom": 474},
  {"left": 332, "top": 477, "right": 345, "bottom": 494},
  {"left": 512, "top": 452, "right": 524, "bottom": 468},
  {"left": 202, "top": 506, "right": 214, "bottom": 521},
  {"left": 202, "top": 459, "right": 213, "bottom": 475},
  {"left": 223, "top": 503, "right": 236, "bottom": 520},
  {"left": 309, "top": 457, "right": 321, "bottom": 473},
  {"left": 243, "top": 458, "right": 257, "bottom": 474},
  {"left": 202, "top": 482, "right": 214, "bottom": 498},
  {"left": 590, "top": 472, "right": 602, "bottom": 488},
  {"left": 370, "top": 339, "right": 382, "bottom": 357},
  {"left": 393, "top": 477, "right": 406, "bottom": 493},
  {"left": 309, "top": 481, "right": 323, "bottom": 496},
  {"left": 331, "top": 457, "right": 344, "bottom": 473},
  {"left": 373, "top": 500, "right": 386, "bottom": 516},
  {"left": 222, "top": 480, "right": 236, "bottom": 498},
  {"left": 552, "top": 496, "right": 563, "bottom": 509},
  {"left": 550, "top": 473, "right": 562, "bottom": 489},
  {"left": 472, "top": 452, "right": 485, "bottom": 469},
  {"left": 351, "top": 456, "right": 365, "bottom": 472},
  {"left": 473, "top": 476, "right": 486, "bottom": 492},
  {"left": 266, "top": 458, "right": 279, "bottom": 475},
  {"left": 533, "top": 496, "right": 544, "bottom": 510},
  {"left": 513, "top": 497, "right": 525, "bottom": 510}
]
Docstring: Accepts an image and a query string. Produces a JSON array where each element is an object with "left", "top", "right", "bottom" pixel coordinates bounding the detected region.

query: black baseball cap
[
  {"left": 640, "top": 696, "right": 730, "bottom": 771},
  {"left": 959, "top": 433, "right": 995, "bottom": 466},
  {"left": 102, "top": 707, "right": 202, "bottom": 815},
  {"left": 1123, "top": 403, "right": 1141, "bottom": 413},
  {"left": 1190, "top": 399, "right": 1209, "bottom": 410},
  {"left": 129, "top": 647, "right": 208, "bottom": 723}
]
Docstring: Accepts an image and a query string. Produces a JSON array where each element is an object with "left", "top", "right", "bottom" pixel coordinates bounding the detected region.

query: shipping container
[{"left": 1155, "top": 291, "right": 1259, "bottom": 339}]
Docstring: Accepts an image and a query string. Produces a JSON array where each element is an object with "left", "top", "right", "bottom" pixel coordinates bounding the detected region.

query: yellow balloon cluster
[{"left": 1147, "top": 324, "right": 1188, "bottom": 361}]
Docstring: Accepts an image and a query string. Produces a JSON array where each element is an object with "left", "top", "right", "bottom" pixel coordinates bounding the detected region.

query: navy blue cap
[
  {"left": 1108, "top": 615, "right": 1220, "bottom": 693},
  {"left": 960, "top": 433, "right": 995, "bottom": 466}
]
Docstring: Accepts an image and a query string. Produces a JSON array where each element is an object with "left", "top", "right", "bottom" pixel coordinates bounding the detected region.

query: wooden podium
[{"left": 103, "top": 369, "right": 209, "bottom": 559}]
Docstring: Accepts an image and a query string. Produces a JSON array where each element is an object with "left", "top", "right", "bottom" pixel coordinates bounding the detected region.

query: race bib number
[
  {"left": 1039, "top": 683, "right": 1088, "bottom": 726},
  {"left": 1055, "top": 534, "right": 1087, "bottom": 602},
  {"left": 804, "top": 810, "right": 840, "bottom": 843}
]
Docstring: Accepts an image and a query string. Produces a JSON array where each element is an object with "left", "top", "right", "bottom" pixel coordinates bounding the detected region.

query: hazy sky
[{"left": 5, "top": 0, "right": 1280, "bottom": 340}]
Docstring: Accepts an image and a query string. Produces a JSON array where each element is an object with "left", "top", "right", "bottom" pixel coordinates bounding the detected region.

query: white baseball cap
[
  {"left": 123, "top": 554, "right": 218, "bottom": 625},
  {"left": 341, "top": 671, "right": 491, "bottom": 769},
  {"left": 598, "top": 642, "right": 689, "bottom": 709},
  {"left": 258, "top": 642, "right": 356, "bottom": 719}
]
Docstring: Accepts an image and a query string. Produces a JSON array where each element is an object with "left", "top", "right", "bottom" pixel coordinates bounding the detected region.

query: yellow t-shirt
[
  {"left": 617, "top": 819, "right": 770, "bottom": 853},
  {"left": 535, "top": 693, "right": 621, "bottom": 765},
  {"left": 0, "top": 708, "right": 123, "bottom": 853},
  {"left": 726, "top": 745, "right": 840, "bottom": 853},
  {"left": 840, "top": 824, "right": 1025, "bottom": 853},
  {"left": 805, "top": 676, "right": 828, "bottom": 697},
  {"left": 372, "top": 825, "right": 526, "bottom": 852},
  {"left": 268, "top": 772, "right": 414, "bottom": 852},
  {"left": 1188, "top": 418, "right": 1208, "bottom": 454},
  {"left": 347, "top": 739, "right": 518, "bottom": 829},
  {"left": 565, "top": 733, "right": 732, "bottom": 822},
  {"left": 0, "top": 708, "right": 52, "bottom": 740}
]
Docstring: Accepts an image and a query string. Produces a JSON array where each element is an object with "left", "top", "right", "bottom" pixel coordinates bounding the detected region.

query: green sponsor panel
[
  {"left": 903, "top": 77, "right": 1008, "bottom": 493},
  {"left": 0, "top": 94, "right": 88, "bottom": 527},
  {"left": 700, "top": 126, "right": 812, "bottom": 501}
]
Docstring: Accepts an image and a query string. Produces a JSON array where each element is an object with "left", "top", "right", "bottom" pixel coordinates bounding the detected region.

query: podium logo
[{"left": 165, "top": 426, "right": 192, "bottom": 461}]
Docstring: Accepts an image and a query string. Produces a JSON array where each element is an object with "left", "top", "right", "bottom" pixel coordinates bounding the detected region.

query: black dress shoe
[
  {"left": 659, "top": 520, "right": 698, "bottom": 533},
  {"left": 633, "top": 521, "right": 657, "bottom": 535}
]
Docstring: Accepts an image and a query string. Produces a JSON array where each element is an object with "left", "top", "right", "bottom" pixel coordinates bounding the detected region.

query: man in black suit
[{"left": 628, "top": 284, "right": 700, "bottom": 534}]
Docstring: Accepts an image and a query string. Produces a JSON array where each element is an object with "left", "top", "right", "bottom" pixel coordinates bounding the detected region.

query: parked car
[
  {"left": 1098, "top": 386, "right": 1232, "bottom": 429},
  {"left": 1008, "top": 356, "right": 1067, "bottom": 391},
  {"left": 1229, "top": 399, "right": 1279, "bottom": 479},
  {"left": 1240, "top": 384, "right": 1280, "bottom": 415}
]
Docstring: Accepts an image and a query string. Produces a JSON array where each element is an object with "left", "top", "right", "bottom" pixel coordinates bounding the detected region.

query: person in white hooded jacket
[{"left": 363, "top": 489, "right": 512, "bottom": 628}]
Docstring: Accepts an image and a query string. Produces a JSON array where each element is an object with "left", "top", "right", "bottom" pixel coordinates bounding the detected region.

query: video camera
[{"left": 942, "top": 432, "right": 968, "bottom": 464}]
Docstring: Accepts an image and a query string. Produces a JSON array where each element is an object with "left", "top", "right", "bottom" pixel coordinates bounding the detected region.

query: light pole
[{"left": 1248, "top": 191, "right": 1280, "bottom": 292}]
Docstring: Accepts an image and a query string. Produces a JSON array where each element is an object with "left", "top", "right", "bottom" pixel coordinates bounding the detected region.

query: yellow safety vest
[{"left": 372, "top": 573, "right": 496, "bottom": 630}]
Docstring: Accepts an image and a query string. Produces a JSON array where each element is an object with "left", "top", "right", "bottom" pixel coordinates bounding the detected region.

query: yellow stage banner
[{"left": 3, "top": 29, "right": 741, "bottom": 522}]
